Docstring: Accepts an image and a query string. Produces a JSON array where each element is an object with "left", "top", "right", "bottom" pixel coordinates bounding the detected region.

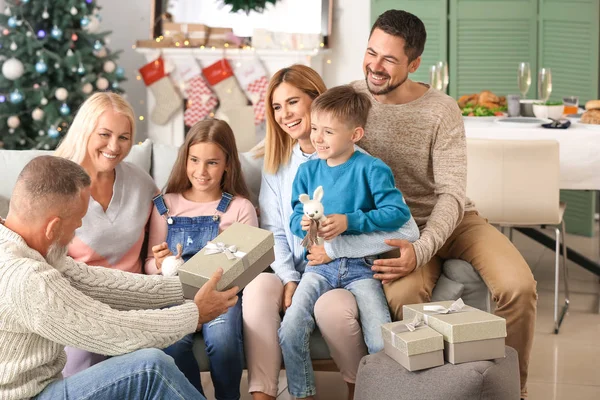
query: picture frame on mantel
[{"left": 151, "top": 0, "right": 333, "bottom": 46}]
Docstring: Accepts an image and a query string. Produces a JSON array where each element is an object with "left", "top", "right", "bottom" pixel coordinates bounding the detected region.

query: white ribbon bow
[
  {"left": 204, "top": 242, "right": 247, "bottom": 260},
  {"left": 423, "top": 298, "right": 466, "bottom": 314},
  {"left": 389, "top": 314, "right": 427, "bottom": 347}
]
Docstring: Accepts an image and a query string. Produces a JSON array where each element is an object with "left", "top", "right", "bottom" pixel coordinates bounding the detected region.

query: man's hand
[
  {"left": 372, "top": 239, "right": 417, "bottom": 284},
  {"left": 282, "top": 281, "right": 298, "bottom": 312},
  {"left": 307, "top": 244, "right": 332, "bottom": 265},
  {"left": 152, "top": 242, "right": 172, "bottom": 272},
  {"left": 193, "top": 268, "right": 239, "bottom": 328},
  {"left": 319, "top": 214, "right": 348, "bottom": 241},
  {"left": 301, "top": 215, "right": 312, "bottom": 231}
]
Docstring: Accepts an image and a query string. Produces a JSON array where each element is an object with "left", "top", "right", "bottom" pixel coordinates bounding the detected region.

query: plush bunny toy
[
  {"left": 162, "top": 243, "right": 184, "bottom": 277},
  {"left": 299, "top": 186, "right": 326, "bottom": 248}
]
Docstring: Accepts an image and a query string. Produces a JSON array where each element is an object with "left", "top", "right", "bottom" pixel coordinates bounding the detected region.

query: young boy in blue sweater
[{"left": 279, "top": 85, "right": 419, "bottom": 399}]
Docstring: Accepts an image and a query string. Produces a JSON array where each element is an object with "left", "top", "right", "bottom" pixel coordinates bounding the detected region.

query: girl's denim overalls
[{"left": 153, "top": 192, "right": 244, "bottom": 400}]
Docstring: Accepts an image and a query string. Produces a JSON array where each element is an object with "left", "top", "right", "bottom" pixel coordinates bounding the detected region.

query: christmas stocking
[
  {"left": 233, "top": 58, "right": 269, "bottom": 125},
  {"left": 203, "top": 59, "right": 248, "bottom": 110},
  {"left": 139, "top": 57, "right": 182, "bottom": 125},
  {"left": 184, "top": 75, "right": 219, "bottom": 127}
]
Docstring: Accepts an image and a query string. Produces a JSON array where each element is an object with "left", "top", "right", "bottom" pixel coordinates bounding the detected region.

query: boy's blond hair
[{"left": 311, "top": 85, "right": 372, "bottom": 128}]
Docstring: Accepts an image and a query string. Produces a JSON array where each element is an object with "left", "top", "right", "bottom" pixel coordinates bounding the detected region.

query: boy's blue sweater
[{"left": 290, "top": 151, "right": 411, "bottom": 238}]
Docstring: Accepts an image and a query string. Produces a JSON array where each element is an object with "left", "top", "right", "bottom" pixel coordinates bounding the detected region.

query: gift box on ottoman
[
  {"left": 381, "top": 316, "right": 444, "bottom": 371},
  {"left": 403, "top": 299, "right": 506, "bottom": 364},
  {"left": 178, "top": 222, "right": 275, "bottom": 299}
]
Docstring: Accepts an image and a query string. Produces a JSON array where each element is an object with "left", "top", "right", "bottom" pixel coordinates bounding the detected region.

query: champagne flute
[
  {"left": 429, "top": 65, "right": 443, "bottom": 91},
  {"left": 436, "top": 61, "right": 449, "bottom": 93},
  {"left": 538, "top": 68, "right": 552, "bottom": 103},
  {"left": 517, "top": 62, "right": 531, "bottom": 99}
]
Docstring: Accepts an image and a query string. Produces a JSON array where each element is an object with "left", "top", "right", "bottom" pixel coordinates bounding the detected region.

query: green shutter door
[
  {"left": 538, "top": 0, "right": 600, "bottom": 103},
  {"left": 370, "top": 0, "right": 448, "bottom": 85},
  {"left": 449, "top": 0, "right": 538, "bottom": 98}
]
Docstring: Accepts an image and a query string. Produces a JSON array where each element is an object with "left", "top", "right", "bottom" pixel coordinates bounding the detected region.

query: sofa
[{"left": 0, "top": 139, "right": 490, "bottom": 374}]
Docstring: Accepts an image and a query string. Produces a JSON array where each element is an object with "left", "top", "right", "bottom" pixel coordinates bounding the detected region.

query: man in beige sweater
[
  {"left": 357, "top": 10, "right": 535, "bottom": 400},
  {"left": 0, "top": 156, "right": 238, "bottom": 400}
]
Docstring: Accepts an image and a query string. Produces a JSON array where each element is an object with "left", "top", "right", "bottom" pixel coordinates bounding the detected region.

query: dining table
[{"left": 463, "top": 116, "right": 600, "bottom": 278}]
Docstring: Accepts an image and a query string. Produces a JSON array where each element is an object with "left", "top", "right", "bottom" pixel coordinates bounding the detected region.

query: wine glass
[
  {"left": 517, "top": 62, "right": 531, "bottom": 99},
  {"left": 436, "top": 61, "right": 449, "bottom": 92},
  {"left": 538, "top": 68, "right": 552, "bottom": 103},
  {"left": 429, "top": 65, "right": 443, "bottom": 91}
]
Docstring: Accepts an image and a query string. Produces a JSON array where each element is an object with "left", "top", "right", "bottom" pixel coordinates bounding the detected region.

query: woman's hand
[
  {"left": 152, "top": 242, "right": 172, "bottom": 272},
  {"left": 282, "top": 281, "right": 298, "bottom": 312}
]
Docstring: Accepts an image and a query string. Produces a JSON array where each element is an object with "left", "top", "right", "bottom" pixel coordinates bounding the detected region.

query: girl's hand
[
  {"left": 301, "top": 215, "right": 312, "bottom": 231},
  {"left": 319, "top": 214, "right": 348, "bottom": 241},
  {"left": 282, "top": 281, "right": 298, "bottom": 312},
  {"left": 152, "top": 242, "right": 173, "bottom": 272}
]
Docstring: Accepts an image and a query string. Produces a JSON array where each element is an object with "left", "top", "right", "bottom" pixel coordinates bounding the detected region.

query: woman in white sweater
[{"left": 0, "top": 156, "right": 237, "bottom": 400}]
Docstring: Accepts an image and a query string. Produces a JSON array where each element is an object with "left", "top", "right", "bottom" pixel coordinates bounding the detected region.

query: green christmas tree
[{"left": 0, "top": 0, "right": 126, "bottom": 150}]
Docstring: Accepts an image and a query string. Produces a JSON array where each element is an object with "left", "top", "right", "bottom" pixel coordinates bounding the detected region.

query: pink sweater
[{"left": 145, "top": 193, "right": 259, "bottom": 274}]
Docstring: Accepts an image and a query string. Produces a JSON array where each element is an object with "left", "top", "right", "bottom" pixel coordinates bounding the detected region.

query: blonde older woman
[{"left": 55, "top": 92, "right": 158, "bottom": 376}]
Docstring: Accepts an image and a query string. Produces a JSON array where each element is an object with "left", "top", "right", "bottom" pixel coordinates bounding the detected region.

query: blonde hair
[
  {"left": 164, "top": 119, "right": 250, "bottom": 200},
  {"left": 55, "top": 92, "right": 136, "bottom": 164},
  {"left": 260, "top": 65, "right": 327, "bottom": 174}
]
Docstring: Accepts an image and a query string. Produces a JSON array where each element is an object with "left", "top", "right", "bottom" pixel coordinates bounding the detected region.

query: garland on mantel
[{"left": 222, "top": 0, "right": 279, "bottom": 14}]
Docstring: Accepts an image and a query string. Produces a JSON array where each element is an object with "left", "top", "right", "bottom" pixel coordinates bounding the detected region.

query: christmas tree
[{"left": 0, "top": 0, "right": 126, "bottom": 150}]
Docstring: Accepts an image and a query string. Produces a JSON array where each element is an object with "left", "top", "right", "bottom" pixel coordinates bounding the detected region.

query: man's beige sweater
[
  {"left": 353, "top": 80, "right": 475, "bottom": 267},
  {"left": 0, "top": 222, "right": 198, "bottom": 400}
]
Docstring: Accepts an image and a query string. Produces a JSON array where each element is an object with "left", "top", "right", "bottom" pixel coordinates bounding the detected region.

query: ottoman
[{"left": 355, "top": 346, "right": 520, "bottom": 400}]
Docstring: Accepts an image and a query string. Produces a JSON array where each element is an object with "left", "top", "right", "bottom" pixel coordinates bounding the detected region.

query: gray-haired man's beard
[{"left": 46, "top": 241, "right": 69, "bottom": 267}]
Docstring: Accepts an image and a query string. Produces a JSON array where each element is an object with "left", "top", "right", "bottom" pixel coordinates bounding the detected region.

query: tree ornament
[
  {"left": 48, "top": 126, "right": 59, "bottom": 138},
  {"left": 22, "top": 0, "right": 30, "bottom": 4},
  {"left": 95, "top": 48, "right": 107, "bottom": 58},
  {"left": 35, "top": 59, "right": 48, "bottom": 74},
  {"left": 82, "top": 82, "right": 93, "bottom": 94},
  {"left": 26, "top": 31, "right": 32, "bottom": 37},
  {"left": 40, "top": 97, "right": 48, "bottom": 105},
  {"left": 93, "top": 40, "right": 103, "bottom": 51},
  {"left": 7, "top": 116, "right": 20, "bottom": 129},
  {"left": 83, "top": 15, "right": 100, "bottom": 33},
  {"left": 38, "top": 129, "right": 44, "bottom": 136},
  {"left": 32, "top": 108, "right": 44, "bottom": 121},
  {"left": 71, "top": 33, "right": 78, "bottom": 41},
  {"left": 116, "top": 66, "right": 125, "bottom": 78},
  {"left": 66, "top": 49, "right": 74, "bottom": 57},
  {"left": 59, "top": 103, "right": 71, "bottom": 116},
  {"left": 0, "top": 94, "right": 6, "bottom": 102},
  {"left": 4, "top": 7, "right": 11, "bottom": 16},
  {"left": 96, "top": 77, "right": 109, "bottom": 90},
  {"left": 111, "top": 81, "right": 119, "bottom": 89},
  {"left": 103, "top": 60, "right": 116, "bottom": 73},
  {"left": 9, "top": 42, "right": 17, "bottom": 51},
  {"left": 2, "top": 58, "right": 24, "bottom": 80},
  {"left": 50, "top": 25, "right": 62, "bottom": 39},
  {"left": 42, "top": 8, "right": 49, "bottom": 19},
  {"left": 36, "top": 30, "right": 45, "bottom": 38},
  {"left": 77, "top": 63, "right": 86, "bottom": 75},
  {"left": 54, "top": 63, "right": 60, "bottom": 68},
  {"left": 55, "top": 87, "right": 68, "bottom": 101},
  {"left": 70, "top": 7, "right": 78, "bottom": 15},
  {"left": 7, "top": 17, "right": 17, "bottom": 28},
  {"left": 9, "top": 89, "right": 23, "bottom": 104},
  {"left": 80, "top": 16, "right": 90, "bottom": 27}
]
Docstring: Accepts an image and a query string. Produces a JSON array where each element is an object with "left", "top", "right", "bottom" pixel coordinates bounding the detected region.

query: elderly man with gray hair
[{"left": 0, "top": 156, "right": 238, "bottom": 400}]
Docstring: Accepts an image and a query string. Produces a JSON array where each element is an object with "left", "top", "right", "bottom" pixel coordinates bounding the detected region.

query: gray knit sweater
[
  {"left": 0, "top": 222, "right": 198, "bottom": 400},
  {"left": 352, "top": 80, "right": 476, "bottom": 267}
]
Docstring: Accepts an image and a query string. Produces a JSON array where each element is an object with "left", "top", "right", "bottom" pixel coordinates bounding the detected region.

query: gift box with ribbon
[
  {"left": 381, "top": 314, "right": 444, "bottom": 371},
  {"left": 403, "top": 299, "right": 507, "bottom": 364},
  {"left": 178, "top": 222, "right": 275, "bottom": 299}
]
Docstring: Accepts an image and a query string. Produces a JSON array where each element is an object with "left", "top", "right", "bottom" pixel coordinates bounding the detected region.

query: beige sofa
[{"left": 0, "top": 139, "right": 489, "bottom": 373}]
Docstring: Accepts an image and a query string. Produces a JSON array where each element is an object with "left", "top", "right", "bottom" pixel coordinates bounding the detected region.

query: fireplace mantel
[{"left": 135, "top": 47, "right": 331, "bottom": 147}]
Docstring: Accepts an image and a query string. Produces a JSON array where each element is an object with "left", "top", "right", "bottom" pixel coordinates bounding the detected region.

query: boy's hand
[
  {"left": 319, "top": 214, "right": 347, "bottom": 241},
  {"left": 301, "top": 215, "right": 312, "bottom": 231},
  {"left": 152, "top": 242, "right": 172, "bottom": 271},
  {"left": 307, "top": 244, "right": 332, "bottom": 265}
]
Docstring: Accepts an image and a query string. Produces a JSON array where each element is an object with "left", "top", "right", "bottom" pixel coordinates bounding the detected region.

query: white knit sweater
[{"left": 0, "top": 222, "right": 199, "bottom": 400}]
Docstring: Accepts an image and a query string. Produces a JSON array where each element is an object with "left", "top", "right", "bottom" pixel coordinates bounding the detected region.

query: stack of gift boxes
[{"left": 381, "top": 299, "right": 507, "bottom": 372}]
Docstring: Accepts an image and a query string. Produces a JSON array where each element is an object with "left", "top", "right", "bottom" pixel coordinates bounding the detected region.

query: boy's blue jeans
[
  {"left": 35, "top": 348, "right": 205, "bottom": 399},
  {"left": 163, "top": 295, "right": 244, "bottom": 400},
  {"left": 279, "top": 257, "right": 391, "bottom": 398}
]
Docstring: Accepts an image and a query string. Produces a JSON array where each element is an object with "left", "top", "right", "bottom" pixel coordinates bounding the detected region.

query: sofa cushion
[
  {"left": 0, "top": 195, "right": 9, "bottom": 218},
  {"left": 123, "top": 139, "right": 153, "bottom": 174}
]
